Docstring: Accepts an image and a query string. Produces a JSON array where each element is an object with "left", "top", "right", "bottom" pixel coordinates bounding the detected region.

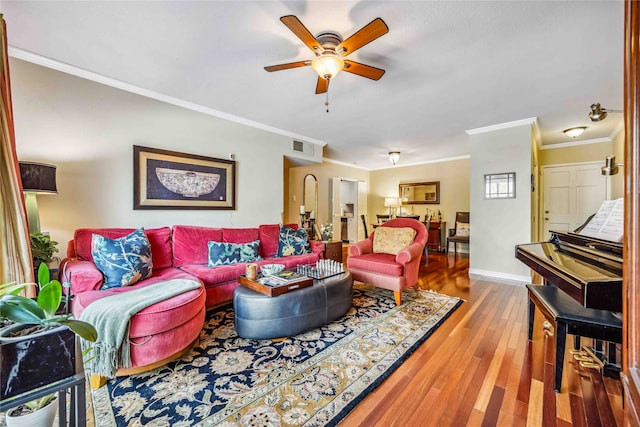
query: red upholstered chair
[{"left": 347, "top": 218, "right": 428, "bottom": 305}]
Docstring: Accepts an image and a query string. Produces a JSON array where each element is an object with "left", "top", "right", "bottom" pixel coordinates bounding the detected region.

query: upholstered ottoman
[{"left": 234, "top": 271, "right": 353, "bottom": 339}]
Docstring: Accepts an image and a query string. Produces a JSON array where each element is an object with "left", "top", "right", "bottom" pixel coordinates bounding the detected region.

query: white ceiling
[{"left": 1, "top": 1, "right": 624, "bottom": 170}]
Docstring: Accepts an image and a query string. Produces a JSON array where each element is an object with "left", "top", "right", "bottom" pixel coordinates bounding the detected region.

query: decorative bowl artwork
[
  {"left": 260, "top": 264, "right": 285, "bottom": 277},
  {"left": 155, "top": 168, "right": 220, "bottom": 198}
]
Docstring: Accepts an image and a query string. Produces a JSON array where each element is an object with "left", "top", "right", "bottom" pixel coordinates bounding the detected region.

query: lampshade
[
  {"left": 563, "top": 126, "right": 587, "bottom": 138},
  {"left": 311, "top": 54, "right": 344, "bottom": 80},
  {"left": 388, "top": 151, "right": 400, "bottom": 166},
  {"left": 384, "top": 197, "right": 401, "bottom": 208},
  {"left": 19, "top": 162, "right": 57, "bottom": 194}
]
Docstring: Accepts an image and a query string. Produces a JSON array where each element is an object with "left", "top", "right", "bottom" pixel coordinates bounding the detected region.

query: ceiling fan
[{"left": 265, "top": 15, "right": 389, "bottom": 97}]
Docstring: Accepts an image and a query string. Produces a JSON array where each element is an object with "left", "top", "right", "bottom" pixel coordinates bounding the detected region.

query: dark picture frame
[{"left": 133, "top": 145, "right": 236, "bottom": 210}]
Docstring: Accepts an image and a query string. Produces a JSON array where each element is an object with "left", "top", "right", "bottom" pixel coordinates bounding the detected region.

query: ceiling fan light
[
  {"left": 311, "top": 54, "right": 344, "bottom": 80},
  {"left": 388, "top": 151, "right": 400, "bottom": 165},
  {"left": 563, "top": 126, "right": 587, "bottom": 138}
]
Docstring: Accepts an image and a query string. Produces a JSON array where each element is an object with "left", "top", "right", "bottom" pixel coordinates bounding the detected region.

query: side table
[{"left": 322, "top": 241, "right": 343, "bottom": 263}]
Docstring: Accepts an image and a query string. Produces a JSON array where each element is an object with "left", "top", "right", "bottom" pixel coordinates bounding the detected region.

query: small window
[{"left": 484, "top": 172, "right": 516, "bottom": 199}]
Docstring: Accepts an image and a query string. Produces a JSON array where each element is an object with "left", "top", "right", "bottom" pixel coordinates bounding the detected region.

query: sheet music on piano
[{"left": 578, "top": 197, "right": 624, "bottom": 243}]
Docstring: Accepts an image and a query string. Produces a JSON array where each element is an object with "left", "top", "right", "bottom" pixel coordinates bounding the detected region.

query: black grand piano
[{"left": 516, "top": 229, "right": 623, "bottom": 381}]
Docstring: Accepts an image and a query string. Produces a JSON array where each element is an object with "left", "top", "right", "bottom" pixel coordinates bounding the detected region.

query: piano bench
[{"left": 526, "top": 284, "right": 622, "bottom": 393}]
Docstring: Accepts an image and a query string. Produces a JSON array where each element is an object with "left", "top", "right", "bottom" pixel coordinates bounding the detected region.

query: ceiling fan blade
[
  {"left": 315, "top": 77, "right": 328, "bottom": 94},
  {"left": 343, "top": 60, "right": 385, "bottom": 80},
  {"left": 280, "top": 15, "right": 323, "bottom": 53},
  {"left": 337, "top": 18, "right": 389, "bottom": 56},
  {"left": 264, "top": 61, "right": 310, "bottom": 72}
]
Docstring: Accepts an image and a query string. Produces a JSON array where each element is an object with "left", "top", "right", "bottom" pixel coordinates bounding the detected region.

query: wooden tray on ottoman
[{"left": 238, "top": 273, "right": 313, "bottom": 297}]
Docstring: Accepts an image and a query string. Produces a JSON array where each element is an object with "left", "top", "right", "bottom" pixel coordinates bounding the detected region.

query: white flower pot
[{"left": 5, "top": 396, "right": 57, "bottom": 427}]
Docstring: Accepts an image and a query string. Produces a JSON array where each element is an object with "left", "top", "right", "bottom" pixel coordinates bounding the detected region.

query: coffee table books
[{"left": 238, "top": 271, "right": 313, "bottom": 297}]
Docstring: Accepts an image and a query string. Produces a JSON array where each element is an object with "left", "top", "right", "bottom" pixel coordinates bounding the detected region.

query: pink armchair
[{"left": 347, "top": 218, "right": 428, "bottom": 305}]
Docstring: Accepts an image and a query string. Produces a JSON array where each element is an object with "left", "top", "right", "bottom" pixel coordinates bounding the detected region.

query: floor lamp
[{"left": 19, "top": 161, "right": 58, "bottom": 234}]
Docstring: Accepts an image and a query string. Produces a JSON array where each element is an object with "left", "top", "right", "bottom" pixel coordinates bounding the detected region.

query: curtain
[{"left": 0, "top": 14, "right": 33, "bottom": 285}]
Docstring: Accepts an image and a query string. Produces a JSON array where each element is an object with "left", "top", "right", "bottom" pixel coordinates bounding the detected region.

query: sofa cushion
[
  {"left": 172, "top": 225, "right": 223, "bottom": 267},
  {"left": 373, "top": 227, "right": 417, "bottom": 255},
  {"left": 259, "top": 223, "right": 300, "bottom": 258},
  {"left": 74, "top": 227, "right": 173, "bottom": 269},
  {"left": 91, "top": 228, "right": 153, "bottom": 289},
  {"left": 207, "top": 240, "right": 261, "bottom": 267},
  {"left": 347, "top": 253, "right": 403, "bottom": 277},
  {"left": 222, "top": 228, "right": 259, "bottom": 244},
  {"left": 277, "top": 225, "right": 310, "bottom": 257}
]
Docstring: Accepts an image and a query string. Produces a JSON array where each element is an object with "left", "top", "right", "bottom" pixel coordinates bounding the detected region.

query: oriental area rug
[{"left": 88, "top": 283, "right": 463, "bottom": 427}]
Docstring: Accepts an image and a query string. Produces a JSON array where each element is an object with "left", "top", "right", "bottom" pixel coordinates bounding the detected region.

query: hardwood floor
[{"left": 340, "top": 252, "right": 623, "bottom": 426}]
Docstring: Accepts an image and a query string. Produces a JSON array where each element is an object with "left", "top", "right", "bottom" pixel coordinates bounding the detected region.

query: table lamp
[
  {"left": 384, "top": 197, "right": 401, "bottom": 218},
  {"left": 19, "top": 161, "right": 57, "bottom": 233}
]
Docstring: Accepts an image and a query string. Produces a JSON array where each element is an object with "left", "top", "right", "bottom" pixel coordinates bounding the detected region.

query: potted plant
[
  {"left": 29, "top": 233, "right": 58, "bottom": 268},
  {"left": 0, "top": 263, "right": 97, "bottom": 424},
  {"left": 320, "top": 222, "right": 333, "bottom": 241}
]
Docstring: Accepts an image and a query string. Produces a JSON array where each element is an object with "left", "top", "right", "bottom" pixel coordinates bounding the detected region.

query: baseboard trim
[{"left": 468, "top": 268, "right": 531, "bottom": 285}]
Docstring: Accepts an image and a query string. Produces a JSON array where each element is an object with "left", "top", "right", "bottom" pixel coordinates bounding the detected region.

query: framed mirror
[
  {"left": 399, "top": 181, "right": 440, "bottom": 205},
  {"left": 303, "top": 174, "right": 318, "bottom": 214}
]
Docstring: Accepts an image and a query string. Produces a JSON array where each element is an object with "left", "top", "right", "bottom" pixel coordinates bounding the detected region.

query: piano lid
[{"left": 517, "top": 241, "right": 621, "bottom": 285}]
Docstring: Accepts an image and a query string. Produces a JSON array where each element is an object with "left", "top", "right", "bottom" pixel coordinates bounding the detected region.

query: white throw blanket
[{"left": 79, "top": 279, "right": 201, "bottom": 378}]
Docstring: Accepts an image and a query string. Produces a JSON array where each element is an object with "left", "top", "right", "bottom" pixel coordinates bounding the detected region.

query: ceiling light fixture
[
  {"left": 563, "top": 126, "right": 587, "bottom": 138},
  {"left": 388, "top": 151, "right": 400, "bottom": 166},
  {"left": 589, "top": 103, "right": 623, "bottom": 122},
  {"left": 311, "top": 53, "right": 344, "bottom": 80}
]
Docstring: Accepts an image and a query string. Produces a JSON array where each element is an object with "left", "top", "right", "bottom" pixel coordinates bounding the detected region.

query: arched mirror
[{"left": 303, "top": 174, "right": 318, "bottom": 216}]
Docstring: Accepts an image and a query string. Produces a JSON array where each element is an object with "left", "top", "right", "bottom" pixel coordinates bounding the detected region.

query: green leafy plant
[
  {"left": 29, "top": 232, "right": 58, "bottom": 267},
  {"left": 0, "top": 263, "right": 97, "bottom": 341}
]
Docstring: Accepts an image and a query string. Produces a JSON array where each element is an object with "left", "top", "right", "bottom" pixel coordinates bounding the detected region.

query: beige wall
[
  {"left": 369, "top": 158, "right": 470, "bottom": 230},
  {"left": 11, "top": 58, "right": 312, "bottom": 248},
  {"left": 538, "top": 140, "right": 612, "bottom": 165},
  {"left": 287, "top": 161, "right": 370, "bottom": 226}
]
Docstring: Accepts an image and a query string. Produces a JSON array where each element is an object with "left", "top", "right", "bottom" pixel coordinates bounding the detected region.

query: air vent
[{"left": 292, "top": 140, "right": 314, "bottom": 156}]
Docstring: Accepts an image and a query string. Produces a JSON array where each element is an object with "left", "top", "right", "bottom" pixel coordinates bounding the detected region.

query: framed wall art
[
  {"left": 398, "top": 181, "right": 440, "bottom": 205},
  {"left": 133, "top": 145, "right": 236, "bottom": 210}
]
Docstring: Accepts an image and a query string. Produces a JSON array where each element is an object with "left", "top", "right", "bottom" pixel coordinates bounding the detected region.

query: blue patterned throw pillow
[
  {"left": 91, "top": 228, "right": 153, "bottom": 289},
  {"left": 208, "top": 240, "right": 262, "bottom": 267},
  {"left": 276, "top": 225, "right": 311, "bottom": 257}
]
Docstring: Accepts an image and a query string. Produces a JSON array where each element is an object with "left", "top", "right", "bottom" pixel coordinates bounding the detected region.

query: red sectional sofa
[{"left": 60, "top": 223, "right": 323, "bottom": 377}]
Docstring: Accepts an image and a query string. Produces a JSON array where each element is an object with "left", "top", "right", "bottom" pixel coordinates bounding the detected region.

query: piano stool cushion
[{"left": 526, "top": 284, "right": 622, "bottom": 392}]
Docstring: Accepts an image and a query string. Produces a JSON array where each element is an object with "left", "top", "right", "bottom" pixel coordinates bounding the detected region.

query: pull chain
[{"left": 325, "top": 78, "right": 330, "bottom": 113}]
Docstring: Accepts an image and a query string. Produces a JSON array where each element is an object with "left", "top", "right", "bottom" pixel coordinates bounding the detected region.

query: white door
[{"left": 541, "top": 162, "right": 606, "bottom": 240}]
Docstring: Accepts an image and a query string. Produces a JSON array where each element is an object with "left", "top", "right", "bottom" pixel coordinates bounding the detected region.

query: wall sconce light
[
  {"left": 601, "top": 155, "right": 623, "bottom": 176},
  {"left": 563, "top": 126, "right": 587, "bottom": 138},
  {"left": 19, "top": 161, "right": 58, "bottom": 233},
  {"left": 388, "top": 151, "right": 400, "bottom": 166},
  {"left": 589, "top": 103, "right": 623, "bottom": 122}
]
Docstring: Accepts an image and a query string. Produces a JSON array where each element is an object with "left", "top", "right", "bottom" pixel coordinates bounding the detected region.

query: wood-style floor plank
[{"left": 339, "top": 252, "right": 623, "bottom": 426}]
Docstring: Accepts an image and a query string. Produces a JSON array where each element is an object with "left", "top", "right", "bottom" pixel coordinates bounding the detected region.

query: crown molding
[
  {"left": 539, "top": 136, "right": 613, "bottom": 150},
  {"left": 9, "top": 46, "right": 327, "bottom": 148},
  {"left": 322, "top": 157, "right": 371, "bottom": 171},
  {"left": 465, "top": 117, "right": 538, "bottom": 135}
]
